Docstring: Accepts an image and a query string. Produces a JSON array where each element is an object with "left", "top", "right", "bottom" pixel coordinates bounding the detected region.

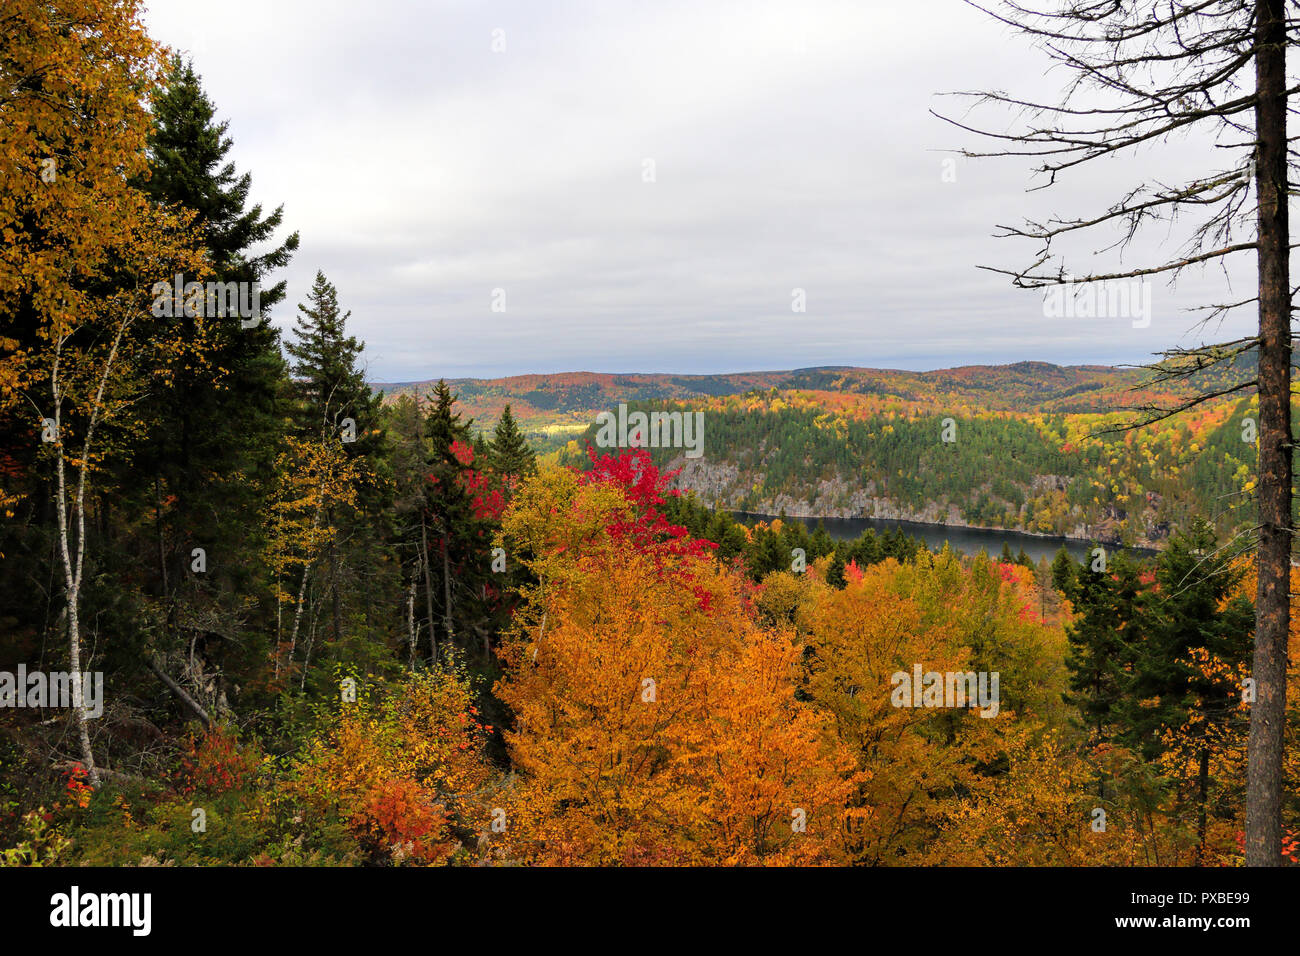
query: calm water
[{"left": 732, "top": 512, "right": 1156, "bottom": 565}]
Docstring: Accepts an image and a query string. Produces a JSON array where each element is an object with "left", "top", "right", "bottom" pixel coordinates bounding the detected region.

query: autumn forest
[{"left": 2, "top": 0, "right": 1299, "bottom": 895}]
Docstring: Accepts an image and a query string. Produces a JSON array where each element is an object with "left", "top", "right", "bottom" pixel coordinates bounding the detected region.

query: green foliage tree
[
  {"left": 281, "top": 272, "right": 392, "bottom": 689},
  {"left": 490, "top": 404, "right": 536, "bottom": 480},
  {"left": 420, "top": 380, "right": 497, "bottom": 662},
  {"left": 1125, "top": 519, "right": 1254, "bottom": 758},
  {"left": 286, "top": 272, "right": 377, "bottom": 443},
  {"left": 1061, "top": 550, "right": 1146, "bottom": 745},
  {"left": 127, "top": 55, "right": 300, "bottom": 704}
]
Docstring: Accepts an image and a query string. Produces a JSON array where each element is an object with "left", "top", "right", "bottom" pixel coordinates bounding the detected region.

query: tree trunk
[
  {"left": 146, "top": 657, "right": 212, "bottom": 728},
  {"left": 407, "top": 571, "right": 418, "bottom": 670},
  {"left": 286, "top": 560, "right": 313, "bottom": 676},
  {"left": 442, "top": 529, "right": 454, "bottom": 655},
  {"left": 64, "top": 588, "right": 97, "bottom": 785},
  {"left": 51, "top": 329, "right": 119, "bottom": 789},
  {"left": 301, "top": 599, "right": 323, "bottom": 691},
  {"left": 283, "top": 502, "right": 325, "bottom": 680},
  {"left": 154, "top": 476, "right": 169, "bottom": 599},
  {"left": 1246, "top": 0, "right": 1290, "bottom": 868},
  {"left": 329, "top": 508, "right": 343, "bottom": 645},
  {"left": 420, "top": 513, "right": 438, "bottom": 663}
]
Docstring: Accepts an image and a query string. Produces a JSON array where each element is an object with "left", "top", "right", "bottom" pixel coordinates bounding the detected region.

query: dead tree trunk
[
  {"left": 1246, "top": 0, "right": 1290, "bottom": 868},
  {"left": 406, "top": 570, "right": 418, "bottom": 670},
  {"left": 146, "top": 657, "right": 212, "bottom": 728}
]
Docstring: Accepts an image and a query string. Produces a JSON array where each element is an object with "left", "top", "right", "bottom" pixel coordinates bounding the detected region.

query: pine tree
[
  {"left": 1061, "top": 551, "right": 1146, "bottom": 743},
  {"left": 1124, "top": 518, "right": 1254, "bottom": 859},
  {"left": 421, "top": 381, "right": 495, "bottom": 661},
  {"left": 490, "top": 404, "right": 536, "bottom": 479},
  {"left": 1126, "top": 519, "right": 1253, "bottom": 757},
  {"left": 128, "top": 54, "right": 300, "bottom": 706},
  {"left": 1050, "top": 546, "right": 1075, "bottom": 594},
  {"left": 747, "top": 525, "right": 790, "bottom": 581},
  {"left": 281, "top": 272, "right": 389, "bottom": 684},
  {"left": 810, "top": 522, "right": 835, "bottom": 562},
  {"left": 425, "top": 380, "right": 472, "bottom": 463},
  {"left": 136, "top": 55, "right": 298, "bottom": 495},
  {"left": 286, "top": 271, "right": 377, "bottom": 442},
  {"left": 142, "top": 57, "right": 299, "bottom": 285}
]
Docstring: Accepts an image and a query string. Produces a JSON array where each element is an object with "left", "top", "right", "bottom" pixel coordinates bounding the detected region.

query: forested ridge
[
  {"left": 551, "top": 364, "right": 1266, "bottom": 549},
  {"left": 413, "top": 357, "right": 1267, "bottom": 549}
]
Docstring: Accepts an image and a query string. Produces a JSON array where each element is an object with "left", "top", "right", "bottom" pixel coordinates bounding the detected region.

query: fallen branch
[{"left": 145, "top": 657, "right": 212, "bottom": 729}]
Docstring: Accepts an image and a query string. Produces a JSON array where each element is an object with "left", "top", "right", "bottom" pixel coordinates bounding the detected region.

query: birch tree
[{"left": 2, "top": 0, "right": 207, "bottom": 783}]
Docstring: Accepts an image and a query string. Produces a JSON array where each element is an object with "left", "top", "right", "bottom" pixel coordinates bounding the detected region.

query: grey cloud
[{"left": 144, "top": 0, "right": 1262, "bottom": 381}]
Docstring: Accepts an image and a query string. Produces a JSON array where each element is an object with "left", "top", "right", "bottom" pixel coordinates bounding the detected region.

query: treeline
[{"left": 13, "top": 440, "right": 1296, "bottom": 866}]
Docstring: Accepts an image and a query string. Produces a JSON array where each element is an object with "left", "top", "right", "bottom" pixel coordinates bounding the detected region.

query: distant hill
[
  {"left": 371, "top": 362, "right": 1157, "bottom": 429},
  {"left": 371, "top": 369, "right": 797, "bottom": 427}
]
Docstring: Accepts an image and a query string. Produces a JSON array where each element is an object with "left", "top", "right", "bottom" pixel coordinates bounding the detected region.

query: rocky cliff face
[{"left": 666, "top": 456, "right": 1168, "bottom": 548}]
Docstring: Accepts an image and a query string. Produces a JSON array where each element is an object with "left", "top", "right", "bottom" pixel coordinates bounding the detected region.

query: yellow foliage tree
[
  {"left": 494, "top": 460, "right": 857, "bottom": 864},
  {"left": 1, "top": 0, "right": 207, "bottom": 783},
  {"left": 286, "top": 668, "right": 495, "bottom": 866}
]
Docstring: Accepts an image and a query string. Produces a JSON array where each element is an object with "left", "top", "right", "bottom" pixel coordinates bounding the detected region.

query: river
[{"left": 730, "top": 512, "right": 1157, "bottom": 565}]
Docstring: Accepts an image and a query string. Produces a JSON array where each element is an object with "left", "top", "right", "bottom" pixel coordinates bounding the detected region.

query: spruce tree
[
  {"left": 746, "top": 525, "right": 790, "bottom": 581},
  {"left": 490, "top": 404, "right": 536, "bottom": 479},
  {"left": 421, "top": 381, "right": 495, "bottom": 660},
  {"left": 285, "top": 271, "right": 378, "bottom": 442},
  {"left": 810, "top": 522, "right": 835, "bottom": 562},
  {"left": 1050, "top": 546, "right": 1075, "bottom": 594},
  {"left": 129, "top": 54, "right": 299, "bottom": 702},
  {"left": 1061, "top": 551, "right": 1146, "bottom": 742},
  {"left": 1125, "top": 518, "right": 1254, "bottom": 859},
  {"left": 1126, "top": 519, "right": 1254, "bottom": 757},
  {"left": 136, "top": 55, "right": 299, "bottom": 503},
  {"left": 283, "top": 272, "right": 389, "bottom": 684},
  {"left": 143, "top": 58, "right": 298, "bottom": 277}
]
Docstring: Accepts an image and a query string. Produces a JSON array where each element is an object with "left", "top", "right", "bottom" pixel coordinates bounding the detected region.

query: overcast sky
[{"left": 141, "top": 0, "right": 1260, "bottom": 382}]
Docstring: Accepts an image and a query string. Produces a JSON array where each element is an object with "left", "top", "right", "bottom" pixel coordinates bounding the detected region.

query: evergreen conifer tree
[{"left": 490, "top": 404, "right": 536, "bottom": 479}]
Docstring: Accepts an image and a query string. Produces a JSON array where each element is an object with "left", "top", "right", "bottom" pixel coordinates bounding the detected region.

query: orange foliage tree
[{"left": 494, "top": 452, "right": 857, "bottom": 864}]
